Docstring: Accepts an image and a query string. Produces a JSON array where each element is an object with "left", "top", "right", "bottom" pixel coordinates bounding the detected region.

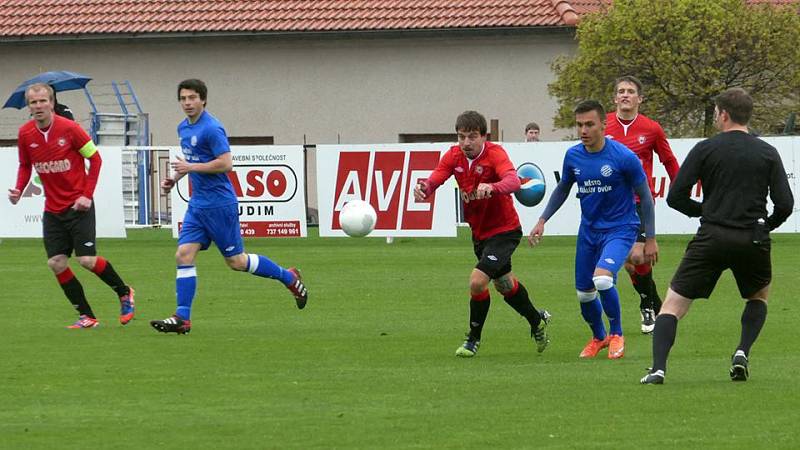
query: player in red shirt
[
  {"left": 605, "top": 75, "right": 680, "bottom": 334},
  {"left": 8, "top": 83, "right": 134, "bottom": 329},
  {"left": 414, "top": 110, "right": 551, "bottom": 357}
]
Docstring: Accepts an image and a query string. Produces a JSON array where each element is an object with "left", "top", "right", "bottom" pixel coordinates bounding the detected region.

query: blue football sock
[
  {"left": 580, "top": 295, "right": 607, "bottom": 340},
  {"left": 175, "top": 265, "right": 197, "bottom": 320},
  {"left": 245, "top": 254, "right": 294, "bottom": 285},
  {"left": 599, "top": 287, "right": 623, "bottom": 336}
]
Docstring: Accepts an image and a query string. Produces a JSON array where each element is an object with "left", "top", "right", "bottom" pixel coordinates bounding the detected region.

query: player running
[
  {"left": 529, "top": 100, "right": 657, "bottom": 359},
  {"left": 8, "top": 83, "right": 134, "bottom": 328},
  {"left": 150, "top": 79, "right": 308, "bottom": 334},
  {"left": 415, "top": 110, "right": 551, "bottom": 357},
  {"left": 605, "top": 75, "right": 679, "bottom": 334}
]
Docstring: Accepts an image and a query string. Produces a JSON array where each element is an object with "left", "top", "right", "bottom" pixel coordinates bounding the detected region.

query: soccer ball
[
  {"left": 514, "top": 162, "right": 547, "bottom": 207},
  {"left": 339, "top": 200, "right": 377, "bottom": 237}
]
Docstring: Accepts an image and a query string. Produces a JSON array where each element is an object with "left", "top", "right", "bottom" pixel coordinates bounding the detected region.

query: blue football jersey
[
  {"left": 178, "top": 111, "right": 237, "bottom": 208},
  {"left": 561, "top": 138, "right": 646, "bottom": 229}
]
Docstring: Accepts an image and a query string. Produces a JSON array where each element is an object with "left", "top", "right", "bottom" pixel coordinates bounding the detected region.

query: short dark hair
[
  {"left": 715, "top": 88, "right": 753, "bottom": 125},
  {"left": 525, "top": 122, "right": 540, "bottom": 132},
  {"left": 614, "top": 75, "right": 644, "bottom": 96},
  {"left": 455, "top": 111, "right": 487, "bottom": 135},
  {"left": 177, "top": 79, "right": 208, "bottom": 105},
  {"left": 574, "top": 100, "right": 606, "bottom": 118}
]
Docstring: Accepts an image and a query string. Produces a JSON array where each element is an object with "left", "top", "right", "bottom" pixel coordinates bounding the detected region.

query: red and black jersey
[
  {"left": 426, "top": 141, "right": 520, "bottom": 240},
  {"left": 605, "top": 112, "right": 679, "bottom": 199},
  {"left": 16, "top": 115, "right": 100, "bottom": 213}
]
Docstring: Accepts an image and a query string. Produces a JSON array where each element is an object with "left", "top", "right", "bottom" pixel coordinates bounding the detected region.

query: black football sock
[
  {"left": 738, "top": 300, "right": 767, "bottom": 357},
  {"left": 651, "top": 314, "right": 678, "bottom": 372},
  {"left": 630, "top": 271, "right": 651, "bottom": 310},
  {"left": 91, "top": 256, "right": 130, "bottom": 297},
  {"left": 642, "top": 269, "right": 661, "bottom": 315},
  {"left": 57, "top": 268, "right": 94, "bottom": 318},
  {"left": 503, "top": 281, "right": 541, "bottom": 329},
  {"left": 648, "top": 275, "right": 662, "bottom": 314},
  {"left": 469, "top": 292, "right": 491, "bottom": 340}
]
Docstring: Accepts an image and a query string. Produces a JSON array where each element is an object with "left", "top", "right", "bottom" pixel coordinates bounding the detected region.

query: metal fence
[{"left": 120, "top": 146, "right": 171, "bottom": 228}]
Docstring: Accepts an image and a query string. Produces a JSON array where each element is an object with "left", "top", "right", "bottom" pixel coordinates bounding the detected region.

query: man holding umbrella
[
  {"left": 7, "top": 83, "right": 135, "bottom": 328},
  {"left": 3, "top": 71, "right": 89, "bottom": 120}
]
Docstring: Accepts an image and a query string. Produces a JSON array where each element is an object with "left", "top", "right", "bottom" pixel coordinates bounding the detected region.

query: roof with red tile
[{"left": 0, "top": 0, "right": 794, "bottom": 39}]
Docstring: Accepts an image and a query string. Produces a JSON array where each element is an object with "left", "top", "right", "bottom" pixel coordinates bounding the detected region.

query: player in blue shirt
[
  {"left": 528, "top": 100, "right": 658, "bottom": 359},
  {"left": 150, "top": 79, "right": 308, "bottom": 334}
]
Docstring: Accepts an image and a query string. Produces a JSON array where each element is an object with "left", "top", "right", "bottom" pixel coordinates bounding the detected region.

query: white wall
[{"left": 0, "top": 31, "right": 576, "bottom": 146}]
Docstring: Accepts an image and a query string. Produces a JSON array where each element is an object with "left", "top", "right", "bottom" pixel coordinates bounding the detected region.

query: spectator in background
[
  {"left": 525, "top": 122, "right": 541, "bottom": 142},
  {"left": 51, "top": 90, "right": 75, "bottom": 121}
]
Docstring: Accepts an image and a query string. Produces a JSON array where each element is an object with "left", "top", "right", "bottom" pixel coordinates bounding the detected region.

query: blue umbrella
[{"left": 3, "top": 70, "right": 92, "bottom": 109}]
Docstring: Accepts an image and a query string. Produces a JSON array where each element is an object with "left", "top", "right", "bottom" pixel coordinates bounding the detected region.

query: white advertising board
[
  {"left": 0, "top": 146, "right": 126, "bottom": 238},
  {"left": 316, "top": 144, "right": 457, "bottom": 237},
  {"left": 170, "top": 145, "right": 308, "bottom": 238},
  {"left": 504, "top": 136, "right": 798, "bottom": 235}
]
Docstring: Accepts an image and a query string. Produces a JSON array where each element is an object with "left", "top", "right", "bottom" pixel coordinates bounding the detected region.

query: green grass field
[{"left": 1, "top": 229, "right": 798, "bottom": 449}]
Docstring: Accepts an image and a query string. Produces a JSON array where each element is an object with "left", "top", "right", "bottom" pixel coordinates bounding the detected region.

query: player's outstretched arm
[
  {"left": 414, "top": 179, "right": 430, "bottom": 201},
  {"left": 528, "top": 218, "right": 546, "bottom": 247},
  {"left": 528, "top": 179, "right": 572, "bottom": 247}
]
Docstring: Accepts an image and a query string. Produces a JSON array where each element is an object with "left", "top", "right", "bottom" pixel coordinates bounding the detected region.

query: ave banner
[
  {"left": 170, "top": 145, "right": 308, "bottom": 238},
  {"left": 0, "top": 146, "right": 127, "bottom": 238},
  {"left": 316, "top": 144, "right": 457, "bottom": 237}
]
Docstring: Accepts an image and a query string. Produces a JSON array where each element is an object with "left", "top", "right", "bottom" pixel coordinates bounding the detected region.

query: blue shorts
[
  {"left": 178, "top": 203, "right": 244, "bottom": 258},
  {"left": 575, "top": 224, "right": 638, "bottom": 291}
]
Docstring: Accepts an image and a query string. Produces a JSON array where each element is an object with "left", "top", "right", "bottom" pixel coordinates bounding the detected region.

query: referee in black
[{"left": 641, "top": 88, "right": 794, "bottom": 384}]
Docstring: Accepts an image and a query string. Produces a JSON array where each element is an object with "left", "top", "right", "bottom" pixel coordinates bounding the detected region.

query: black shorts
[
  {"left": 670, "top": 223, "right": 771, "bottom": 299},
  {"left": 42, "top": 205, "right": 97, "bottom": 258},
  {"left": 635, "top": 202, "right": 646, "bottom": 243},
  {"left": 472, "top": 228, "right": 521, "bottom": 279}
]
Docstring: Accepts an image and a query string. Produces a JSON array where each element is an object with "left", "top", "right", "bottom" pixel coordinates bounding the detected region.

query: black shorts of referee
[{"left": 670, "top": 222, "right": 770, "bottom": 300}]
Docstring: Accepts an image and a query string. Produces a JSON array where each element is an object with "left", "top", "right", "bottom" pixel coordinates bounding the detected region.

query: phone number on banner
[{"left": 241, "top": 221, "right": 301, "bottom": 237}]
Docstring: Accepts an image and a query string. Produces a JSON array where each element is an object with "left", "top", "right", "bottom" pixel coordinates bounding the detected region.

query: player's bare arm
[{"left": 8, "top": 188, "right": 21, "bottom": 204}]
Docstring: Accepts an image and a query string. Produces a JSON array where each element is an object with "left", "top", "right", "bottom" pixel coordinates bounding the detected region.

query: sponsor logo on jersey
[
  {"left": 600, "top": 165, "right": 613, "bottom": 177},
  {"left": 34, "top": 159, "right": 71, "bottom": 174}
]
